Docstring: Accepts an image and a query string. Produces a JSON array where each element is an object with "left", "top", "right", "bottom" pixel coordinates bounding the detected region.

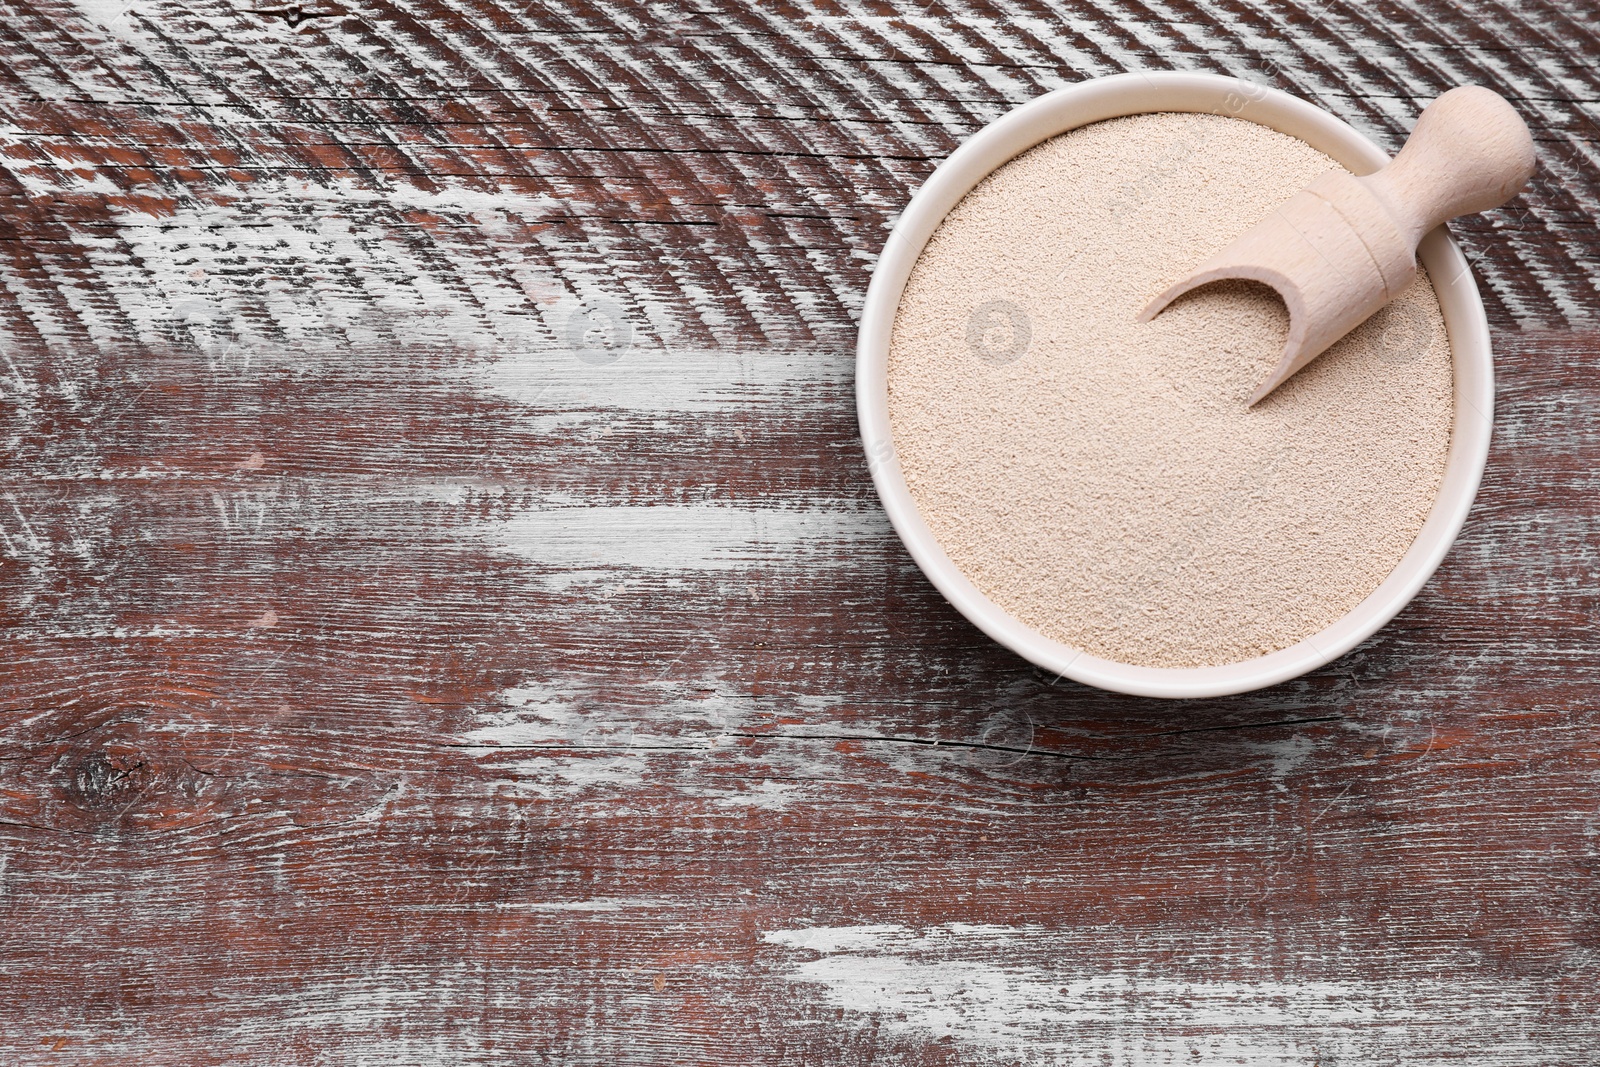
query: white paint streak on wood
[
  {"left": 499, "top": 897, "right": 677, "bottom": 912},
  {"left": 64, "top": 180, "right": 561, "bottom": 350},
  {"left": 484, "top": 505, "right": 886, "bottom": 575},
  {"left": 483, "top": 344, "right": 848, "bottom": 415},
  {"left": 462, "top": 681, "right": 857, "bottom": 804},
  {"left": 60, "top": 0, "right": 142, "bottom": 39},
  {"left": 764, "top": 923, "right": 1556, "bottom": 1065},
  {"left": 0, "top": 126, "right": 124, "bottom": 197},
  {"left": 709, "top": 779, "right": 799, "bottom": 808}
]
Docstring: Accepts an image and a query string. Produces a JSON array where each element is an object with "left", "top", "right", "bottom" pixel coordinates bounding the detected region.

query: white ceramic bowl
[{"left": 856, "top": 71, "right": 1493, "bottom": 699}]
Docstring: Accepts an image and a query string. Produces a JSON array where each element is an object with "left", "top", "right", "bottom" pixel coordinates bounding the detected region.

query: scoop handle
[{"left": 1362, "top": 86, "right": 1536, "bottom": 248}]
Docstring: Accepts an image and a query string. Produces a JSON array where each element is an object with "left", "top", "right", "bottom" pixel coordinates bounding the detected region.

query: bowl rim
[{"left": 855, "top": 70, "right": 1493, "bottom": 699}]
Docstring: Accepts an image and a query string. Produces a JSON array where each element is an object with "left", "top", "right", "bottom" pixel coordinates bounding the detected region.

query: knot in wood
[
  {"left": 254, "top": 4, "right": 337, "bottom": 27},
  {"left": 69, "top": 749, "right": 152, "bottom": 809}
]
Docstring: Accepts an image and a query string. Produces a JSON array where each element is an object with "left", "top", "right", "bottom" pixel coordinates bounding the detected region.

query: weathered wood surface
[{"left": 0, "top": 0, "right": 1597, "bottom": 1062}]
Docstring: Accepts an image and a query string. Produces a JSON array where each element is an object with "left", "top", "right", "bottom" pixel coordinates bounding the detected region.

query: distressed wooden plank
[{"left": 0, "top": 0, "right": 1598, "bottom": 1063}]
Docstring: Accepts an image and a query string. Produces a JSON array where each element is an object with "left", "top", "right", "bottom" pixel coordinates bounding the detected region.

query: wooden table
[{"left": 2, "top": 1, "right": 1596, "bottom": 1062}]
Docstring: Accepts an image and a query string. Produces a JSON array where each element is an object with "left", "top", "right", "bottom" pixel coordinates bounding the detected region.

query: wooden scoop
[{"left": 1140, "top": 86, "right": 1536, "bottom": 404}]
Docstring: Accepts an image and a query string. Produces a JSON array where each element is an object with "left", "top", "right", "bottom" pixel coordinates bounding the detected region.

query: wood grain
[{"left": 0, "top": 0, "right": 1597, "bottom": 1063}]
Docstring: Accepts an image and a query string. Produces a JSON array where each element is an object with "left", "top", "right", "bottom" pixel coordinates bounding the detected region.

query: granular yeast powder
[{"left": 887, "top": 112, "right": 1454, "bottom": 669}]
